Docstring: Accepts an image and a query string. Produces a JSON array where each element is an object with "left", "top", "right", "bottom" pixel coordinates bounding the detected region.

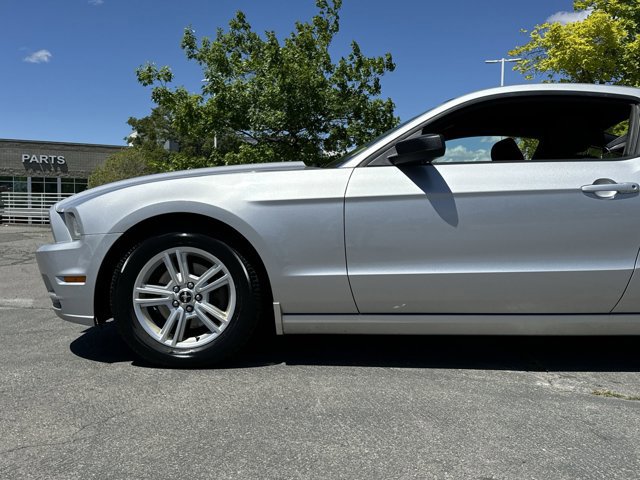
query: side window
[
  {"left": 367, "top": 94, "right": 637, "bottom": 167},
  {"left": 433, "top": 136, "right": 539, "bottom": 164},
  {"left": 591, "top": 118, "right": 629, "bottom": 159},
  {"left": 433, "top": 137, "right": 492, "bottom": 164}
]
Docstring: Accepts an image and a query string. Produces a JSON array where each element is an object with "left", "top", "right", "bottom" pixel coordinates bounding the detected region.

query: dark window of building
[
  {"left": 13, "top": 177, "right": 27, "bottom": 193},
  {"left": 61, "top": 177, "right": 88, "bottom": 194},
  {"left": 0, "top": 176, "right": 13, "bottom": 192}
]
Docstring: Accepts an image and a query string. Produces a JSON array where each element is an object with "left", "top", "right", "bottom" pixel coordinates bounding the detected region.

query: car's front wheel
[{"left": 112, "top": 232, "right": 261, "bottom": 367}]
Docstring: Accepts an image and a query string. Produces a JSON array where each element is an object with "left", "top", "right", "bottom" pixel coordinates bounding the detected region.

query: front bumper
[{"left": 36, "top": 229, "right": 121, "bottom": 326}]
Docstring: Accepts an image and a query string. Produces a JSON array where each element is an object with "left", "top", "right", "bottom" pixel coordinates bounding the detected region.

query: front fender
[{"left": 75, "top": 167, "right": 358, "bottom": 314}]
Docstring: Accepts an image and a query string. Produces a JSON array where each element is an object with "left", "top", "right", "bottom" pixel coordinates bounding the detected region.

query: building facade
[{"left": 0, "top": 139, "right": 124, "bottom": 195}]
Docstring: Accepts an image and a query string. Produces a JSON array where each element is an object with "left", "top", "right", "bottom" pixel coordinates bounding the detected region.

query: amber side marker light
[{"left": 62, "top": 276, "right": 86, "bottom": 283}]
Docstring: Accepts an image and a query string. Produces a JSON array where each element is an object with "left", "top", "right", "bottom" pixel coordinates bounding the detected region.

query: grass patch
[{"left": 592, "top": 389, "right": 640, "bottom": 401}]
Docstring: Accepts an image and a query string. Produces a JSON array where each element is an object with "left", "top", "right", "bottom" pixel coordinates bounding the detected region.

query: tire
[{"left": 112, "top": 232, "right": 261, "bottom": 367}]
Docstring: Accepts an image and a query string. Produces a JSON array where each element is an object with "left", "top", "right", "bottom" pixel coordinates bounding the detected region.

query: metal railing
[{"left": 1, "top": 192, "right": 74, "bottom": 224}]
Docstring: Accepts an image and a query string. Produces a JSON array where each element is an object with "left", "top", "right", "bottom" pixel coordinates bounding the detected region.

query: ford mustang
[{"left": 36, "top": 84, "right": 640, "bottom": 366}]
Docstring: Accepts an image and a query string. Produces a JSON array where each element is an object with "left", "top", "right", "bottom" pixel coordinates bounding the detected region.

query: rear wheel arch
[{"left": 94, "top": 212, "right": 273, "bottom": 326}]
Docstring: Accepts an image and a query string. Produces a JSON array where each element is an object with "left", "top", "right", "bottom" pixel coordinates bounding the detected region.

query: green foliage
[
  {"left": 131, "top": 0, "right": 398, "bottom": 169},
  {"left": 510, "top": 0, "right": 640, "bottom": 86},
  {"left": 515, "top": 137, "right": 539, "bottom": 160},
  {"left": 88, "top": 147, "right": 164, "bottom": 188}
]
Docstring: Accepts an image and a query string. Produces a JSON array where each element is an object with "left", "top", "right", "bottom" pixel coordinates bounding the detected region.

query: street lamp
[
  {"left": 485, "top": 57, "right": 522, "bottom": 87},
  {"left": 201, "top": 78, "right": 218, "bottom": 149}
]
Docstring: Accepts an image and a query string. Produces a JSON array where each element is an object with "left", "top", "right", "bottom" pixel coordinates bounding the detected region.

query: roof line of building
[{"left": 0, "top": 138, "right": 127, "bottom": 149}]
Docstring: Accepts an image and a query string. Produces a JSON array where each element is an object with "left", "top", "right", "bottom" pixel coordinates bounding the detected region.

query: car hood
[{"left": 55, "top": 161, "right": 308, "bottom": 212}]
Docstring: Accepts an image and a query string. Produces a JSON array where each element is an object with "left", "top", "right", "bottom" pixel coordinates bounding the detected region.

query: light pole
[
  {"left": 485, "top": 57, "right": 522, "bottom": 87},
  {"left": 201, "top": 78, "right": 218, "bottom": 149}
]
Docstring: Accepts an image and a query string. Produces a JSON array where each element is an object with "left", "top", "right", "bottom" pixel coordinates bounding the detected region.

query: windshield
[{"left": 322, "top": 112, "right": 427, "bottom": 168}]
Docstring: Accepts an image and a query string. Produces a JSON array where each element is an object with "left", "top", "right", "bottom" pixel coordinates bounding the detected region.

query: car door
[{"left": 344, "top": 93, "right": 640, "bottom": 314}]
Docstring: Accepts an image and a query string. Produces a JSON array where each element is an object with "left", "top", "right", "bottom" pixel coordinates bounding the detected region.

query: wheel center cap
[{"left": 178, "top": 290, "right": 193, "bottom": 304}]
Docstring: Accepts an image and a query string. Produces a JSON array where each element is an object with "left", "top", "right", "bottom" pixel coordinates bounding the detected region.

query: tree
[
  {"left": 132, "top": 0, "right": 398, "bottom": 168},
  {"left": 88, "top": 147, "right": 163, "bottom": 188},
  {"left": 509, "top": 0, "right": 640, "bottom": 86}
]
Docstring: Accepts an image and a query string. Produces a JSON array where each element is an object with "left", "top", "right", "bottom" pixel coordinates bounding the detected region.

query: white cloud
[
  {"left": 23, "top": 49, "right": 52, "bottom": 64},
  {"left": 88, "top": 0, "right": 104, "bottom": 5},
  {"left": 546, "top": 9, "right": 592, "bottom": 25},
  {"left": 480, "top": 136, "right": 504, "bottom": 144},
  {"left": 439, "top": 145, "right": 490, "bottom": 163}
]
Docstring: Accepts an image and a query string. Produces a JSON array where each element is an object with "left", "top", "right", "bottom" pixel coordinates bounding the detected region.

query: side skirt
[{"left": 281, "top": 313, "right": 640, "bottom": 335}]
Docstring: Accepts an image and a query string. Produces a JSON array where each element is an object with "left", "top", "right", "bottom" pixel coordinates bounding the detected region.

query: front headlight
[{"left": 64, "top": 212, "right": 83, "bottom": 240}]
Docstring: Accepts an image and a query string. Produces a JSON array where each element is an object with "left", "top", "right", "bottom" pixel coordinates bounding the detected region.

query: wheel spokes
[
  {"left": 159, "top": 308, "right": 180, "bottom": 343},
  {"left": 134, "top": 284, "right": 173, "bottom": 306},
  {"left": 194, "top": 306, "right": 221, "bottom": 334},
  {"left": 132, "top": 246, "right": 236, "bottom": 349},
  {"left": 136, "top": 285, "right": 172, "bottom": 297},
  {"left": 163, "top": 253, "right": 180, "bottom": 286},
  {"left": 198, "top": 301, "right": 229, "bottom": 325},
  {"left": 197, "top": 274, "right": 229, "bottom": 294},
  {"left": 171, "top": 309, "right": 187, "bottom": 347},
  {"left": 194, "top": 264, "right": 222, "bottom": 290},
  {"left": 175, "top": 249, "right": 190, "bottom": 284}
]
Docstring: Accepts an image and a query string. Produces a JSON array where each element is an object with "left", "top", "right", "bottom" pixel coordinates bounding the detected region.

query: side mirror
[{"left": 388, "top": 134, "right": 445, "bottom": 166}]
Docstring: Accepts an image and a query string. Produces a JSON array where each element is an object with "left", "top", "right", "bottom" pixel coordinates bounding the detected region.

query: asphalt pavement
[{"left": 0, "top": 224, "right": 639, "bottom": 480}]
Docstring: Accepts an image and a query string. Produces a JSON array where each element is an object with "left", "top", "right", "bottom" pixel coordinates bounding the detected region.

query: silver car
[{"left": 36, "top": 84, "right": 640, "bottom": 366}]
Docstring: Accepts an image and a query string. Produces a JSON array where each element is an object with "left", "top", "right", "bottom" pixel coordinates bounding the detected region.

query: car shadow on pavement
[
  {"left": 70, "top": 322, "right": 137, "bottom": 364},
  {"left": 69, "top": 322, "right": 640, "bottom": 372}
]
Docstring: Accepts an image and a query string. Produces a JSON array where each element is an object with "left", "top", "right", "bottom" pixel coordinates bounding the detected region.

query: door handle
[{"left": 581, "top": 182, "right": 639, "bottom": 195}]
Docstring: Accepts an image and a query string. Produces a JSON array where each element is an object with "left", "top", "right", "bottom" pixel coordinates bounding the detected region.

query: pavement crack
[
  {"left": 71, "top": 407, "right": 138, "bottom": 438},
  {"left": 0, "top": 408, "right": 138, "bottom": 455},
  {"left": 1, "top": 437, "right": 88, "bottom": 456},
  {"left": 533, "top": 371, "right": 584, "bottom": 394},
  {"left": 592, "top": 389, "right": 640, "bottom": 401}
]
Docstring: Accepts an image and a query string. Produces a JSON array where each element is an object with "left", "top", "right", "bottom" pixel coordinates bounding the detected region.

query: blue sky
[{"left": 0, "top": 0, "right": 577, "bottom": 146}]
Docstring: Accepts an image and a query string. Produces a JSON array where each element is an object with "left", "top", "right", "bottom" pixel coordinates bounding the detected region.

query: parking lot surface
[{"left": 1, "top": 224, "right": 639, "bottom": 480}]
